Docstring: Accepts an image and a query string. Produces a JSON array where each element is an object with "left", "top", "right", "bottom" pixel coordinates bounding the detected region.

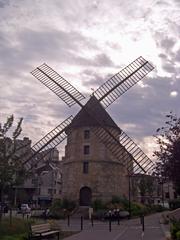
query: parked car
[{"left": 21, "top": 204, "right": 31, "bottom": 214}]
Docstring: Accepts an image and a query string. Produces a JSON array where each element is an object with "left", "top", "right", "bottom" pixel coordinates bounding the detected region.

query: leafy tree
[
  {"left": 138, "top": 175, "right": 155, "bottom": 204},
  {"left": 0, "top": 115, "right": 29, "bottom": 204},
  {"left": 154, "top": 112, "right": 180, "bottom": 194}
]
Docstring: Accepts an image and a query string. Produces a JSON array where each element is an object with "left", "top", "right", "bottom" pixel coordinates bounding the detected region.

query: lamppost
[
  {"left": 158, "top": 177, "right": 164, "bottom": 207},
  {"left": 128, "top": 174, "right": 132, "bottom": 219}
]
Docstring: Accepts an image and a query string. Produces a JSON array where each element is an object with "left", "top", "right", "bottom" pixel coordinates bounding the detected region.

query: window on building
[
  {"left": 174, "top": 192, "right": 177, "bottom": 199},
  {"left": 48, "top": 189, "right": 53, "bottom": 194},
  {"left": 83, "top": 162, "right": 89, "bottom": 174},
  {"left": 84, "top": 145, "right": 90, "bottom": 155},
  {"left": 84, "top": 130, "right": 90, "bottom": 139},
  {"left": 32, "top": 178, "right": 38, "bottom": 185},
  {"left": 165, "top": 192, "right": 170, "bottom": 199}
]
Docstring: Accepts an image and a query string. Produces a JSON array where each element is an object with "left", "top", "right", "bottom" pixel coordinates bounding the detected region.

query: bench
[{"left": 29, "top": 223, "right": 60, "bottom": 240}]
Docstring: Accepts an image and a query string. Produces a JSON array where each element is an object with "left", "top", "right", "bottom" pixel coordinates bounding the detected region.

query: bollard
[
  {"left": 81, "top": 216, "right": 83, "bottom": 231},
  {"left": 117, "top": 215, "right": 120, "bottom": 225},
  {"left": 68, "top": 215, "right": 70, "bottom": 227},
  {"left": 109, "top": 218, "right": 112, "bottom": 232},
  {"left": 9, "top": 208, "right": 12, "bottom": 226},
  {"left": 140, "top": 215, "right": 142, "bottom": 225},
  {"left": 142, "top": 215, "right": 145, "bottom": 232},
  {"left": 91, "top": 215, "right": 94, "bottom": 227}
]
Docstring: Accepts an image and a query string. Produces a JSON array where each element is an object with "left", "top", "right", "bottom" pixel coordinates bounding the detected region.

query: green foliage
[
  {"left": 49, "top": 199, "right": 76, "bottom": 219},
  {"left": 138, "top": 175, "right": 155, "bottom": 201},
  {"left": 154, "top": 113, "right": 180, "bottom": 194},
  {"left": 92, "top": 195, "right": 167, "bottom": 218},
  {"left": 130, "top": 202, "right": 148, "bottom": 216},
  {"left": 111, "top": 195, "right": 122, "bottom": 204},
  {"left": 92, "top": 199, "right": 105, "bottom": 211},
  {"left": 170, "top": 219, "right": 180, "bottom": 239},
  {"left": 0, "top": 233, "right": 27, "bottom": 240},
  {"left": 92, "top": 209, "right": 106, "bottom": 220},
  {"left": 176, "top": 231, "right": 180, "bottom": 240},
  {"left": 0, "top": 115, "right": 28, "bottom": 202},
  {"left": 110, "top": 196, "right": 129, "bottom": 209},
  {"left": 61, "top": 199, "right": 76, "bottom": 211},
  {"left": 0, "top": 217, "right": 33, "bottom": 237}
]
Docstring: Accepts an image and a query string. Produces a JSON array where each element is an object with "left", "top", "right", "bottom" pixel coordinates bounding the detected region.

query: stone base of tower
[{"left": 62, "top": 160, "right": 129, "bottom": 206}]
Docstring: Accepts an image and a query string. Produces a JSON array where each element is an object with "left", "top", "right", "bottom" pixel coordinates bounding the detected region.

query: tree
[
  {"left": 0, "top": 115, "right": 29, "bottom": 204},
  {"left": 154, "top": 112, "right": 180, "bottom": 194},
  {"left": 138, "top": 175, "right": 155, "bottom": 204}
]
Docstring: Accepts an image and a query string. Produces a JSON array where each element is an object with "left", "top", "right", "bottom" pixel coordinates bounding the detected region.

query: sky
[{"left": 0, "top": 0, "right": 180, "bottom": 159}]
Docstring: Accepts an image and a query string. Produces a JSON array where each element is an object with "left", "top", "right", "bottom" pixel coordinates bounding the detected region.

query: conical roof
[{"left": 69, "top": 96, "right": 120, "bottom": 130}]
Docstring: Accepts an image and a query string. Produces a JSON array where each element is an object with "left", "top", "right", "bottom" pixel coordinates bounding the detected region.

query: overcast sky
[{"left": 0, "top": 0, "right": 180, "bottom": 159}]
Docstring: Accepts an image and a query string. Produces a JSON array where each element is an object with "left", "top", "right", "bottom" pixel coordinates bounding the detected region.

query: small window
[
  {"left": 84, "top": 130, "right": 90, "bottom": 139},
  {"left": 32, "top": 179, "right": 38, "bottom": 185},
  {"left": 84, "top": 145, "right": 90, "bottom": 155},
  {"left": 174, "top": 192, "right": 177, "bottom": 199},
  {"left": 83, "top": 162, "right": 89, "bottom": 174},
  {"left": 48, "top": 189, "right": 53, "bottom": 194},
  {"left": 165, "top": 192, "right": 170, "bottom": 199}
]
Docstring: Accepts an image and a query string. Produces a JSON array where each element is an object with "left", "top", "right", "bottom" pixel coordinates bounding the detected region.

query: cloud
[
  {"left": 0, "top": 0, "right": 9, "bottom": 8},
  {"left": 0, "top": 0, "right": 180, "bottom": 160}
]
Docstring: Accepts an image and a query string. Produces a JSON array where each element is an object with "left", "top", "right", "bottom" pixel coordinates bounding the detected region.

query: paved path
[{"left": 59, "top": 213, "right": 167, "bottom": 240}]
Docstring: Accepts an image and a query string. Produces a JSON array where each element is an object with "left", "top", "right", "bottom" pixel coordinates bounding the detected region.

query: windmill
[
  {"left": 26, "top": 56, "right": 155, "bottom": 179},
  {"left": 17, "top": 56, "right": 158, "bottom": 209}
]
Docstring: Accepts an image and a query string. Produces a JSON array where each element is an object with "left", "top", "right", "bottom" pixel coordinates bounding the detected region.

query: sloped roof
[{"left": 69, "top": 96, "right": 120, "bottom": 130}]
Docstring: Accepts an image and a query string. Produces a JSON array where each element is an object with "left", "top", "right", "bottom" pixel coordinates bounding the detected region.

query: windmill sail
[
  {"left": 31, "top": 63, "right": 85, "bottom": 107},
  {"left": 93, "top": 126, "right": 155, "bottom": 175},
  {"left": 23, "top": 115, "right": 73, "bottom": 170},
  {"left": 30, "top": 56, "right": 155, "bottom": 175},
  {"left": 94, "top": 56, "right": 154, "bottom": 108}
]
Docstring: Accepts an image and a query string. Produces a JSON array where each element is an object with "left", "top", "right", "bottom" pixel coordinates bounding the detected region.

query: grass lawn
[{"left": 0, "top": 217, "right": 78, "bottom": 240}]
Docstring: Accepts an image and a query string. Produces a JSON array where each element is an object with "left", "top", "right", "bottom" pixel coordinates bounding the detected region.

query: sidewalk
[{"left": 57, "top": 213, "right": 168, "bottom": 240}]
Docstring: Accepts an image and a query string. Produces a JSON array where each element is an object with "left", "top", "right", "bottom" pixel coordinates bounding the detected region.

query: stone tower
[{"left": 62, "top": 96, "right": 130, "bottom": 206}]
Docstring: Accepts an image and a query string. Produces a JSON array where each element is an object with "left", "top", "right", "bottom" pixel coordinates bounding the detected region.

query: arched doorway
[{"left": 79, "top": 187, "right": 92, "bottom": 206}]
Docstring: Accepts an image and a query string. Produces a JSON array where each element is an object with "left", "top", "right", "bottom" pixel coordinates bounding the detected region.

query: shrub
[
  {"left": 92, "top": 209, "right": 106, "bottom": 220},
  {"left": 61, "top": 199, "right": 76, "bottom": 212},
  {"left": 177, "top": 231, "right": 180, "bottom": 240},
  {"left": 130, "top": 202, "right": 148, "bottom": 216},
  {"left": 0, "top": 217, "right": 34, "bottom": 237},
  {"left": 49, "top": 199, "right": 76, "bottom": 219},
  {"left": 150, "top": 204, "right": 167, "bottom": 213},
  {"left": 92, "top": 199, "right": 105, "bottom": 211},
  {"left": 170, "top": 219, "right": 180, "bottom": 239}
]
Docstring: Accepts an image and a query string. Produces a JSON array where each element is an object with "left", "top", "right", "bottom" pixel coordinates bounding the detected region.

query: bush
[
  {"left": 130, "top": 202, "right": 148, "bottom": 216},
  {"left": 170, "top": 219, "right": 180, "bottom": 239},
  {"left": 150, "top": 204, "right": 167, "bottom": 213},
  {"left": 92, "top": 199, "right": 105, "bottom": 211},
  {"left": 92, "top": 209, "right": 106, "bottom": 220},
  {"left": 49, "top": 199, "right": 76, "bottom": 219},
  {"left": 61, "top": 199, "right": 76, "bottom": 212},
  {"left": 0, "top": 234, "right": 27, "bottom": 240},
  {"left": 0, "top": 217, "right": 34, "bottom": 237},
  {"left": 177, "top": 231, "right": 180, "bottom": 240}
]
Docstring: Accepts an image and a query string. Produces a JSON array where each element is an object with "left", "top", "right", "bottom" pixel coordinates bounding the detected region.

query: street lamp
[{"left": 128, "top": 174, "right": 132, "bottom": 219}]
